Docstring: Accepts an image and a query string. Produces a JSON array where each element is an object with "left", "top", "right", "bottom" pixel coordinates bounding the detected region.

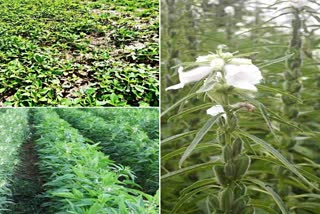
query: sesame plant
[
  {"left": 0, "top": 109, "right": 29, "bottom": 211},
  {"left": 56, "top": 108, "right": 159, "bottom": 195},
  {"left": 32, "top": 109, "right": 158, "bottom": 213},
  {"left": 0, "top": 0, "right": 159, "bottom": 107},
  {"left": 87, "top": 108, "right": 159, "bottom": 140},
  {"left": 161, "top": 0, "right": 320, "bottom": 213},
  {"left": 161, "top": 49, "right": 319, "bottom": 213}
]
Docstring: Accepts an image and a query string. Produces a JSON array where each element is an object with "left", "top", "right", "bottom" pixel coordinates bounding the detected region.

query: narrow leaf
[
  {"left": 161, "top": 93, "right": 197, "bottom": 117},
  {"left": 179, "top": 114, "right": 222, "bottom": 168},
  {"left": 162, "top": 161, "right": 222, "bottom": 181},
  {"left": 161, "top": 130, "right": 198, "bottom": 146},
  {"left": 239, "top": 131, "right": 316, "bottom": 190},
  {"left": 168, "top": 103, "right": 213, "bottom": 121},
  {"left": 247, "top": 178, "right": 289, "bottom": 214}
]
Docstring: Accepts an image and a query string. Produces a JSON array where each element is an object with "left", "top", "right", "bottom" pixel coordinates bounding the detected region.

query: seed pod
[
  {"left": 232, "top": 139, "right": 242, "bottom": 158},
  {"left": 224, "top": 162, "right": 236, "bottom": 178},
  {"left": 235, "top": 155, "right": 251, "bottom": 178},
  {"left": 219, "top": 186, "right": 234, "bottom": 211},
  {"left": 222, "top": 144, "right": 233, "bottom": 162},
  {"left": 214, "top": 166, "right": 229, "bottom": 186}
]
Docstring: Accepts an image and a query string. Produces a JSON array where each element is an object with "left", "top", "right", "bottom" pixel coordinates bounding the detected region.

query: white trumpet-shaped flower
[
  {"left": 206, "top": 105, "right": 225, "bottom": 117},
  {"left": 224, "top": 58, "right": 262, "bottom": 91},
  {"left": 166, "top": 66, "right": 213, "bottom": 91}
]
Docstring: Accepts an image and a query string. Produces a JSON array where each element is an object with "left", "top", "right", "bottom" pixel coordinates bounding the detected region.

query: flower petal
[
  {"left": 165, "top": 83, "right": 185, "bottom": 91},
  {"left": 224, "top": 63, "right": 262, "bottom": 91},
  {"left": 207, "top": 105, "right": 225, "bottom": 117},
  {"left": 166, "top": 66, "right": 213, "bottom": 91},
  {"left": 179, "top": 66, "right": 213, "bottom": 84}
]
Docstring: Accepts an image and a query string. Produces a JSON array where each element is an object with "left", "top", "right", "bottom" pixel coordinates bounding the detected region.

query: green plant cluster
[
  {"left": 87, "top": 108, "right": 159, "bottom": 140},
  {"left": 0, "top": 0, "right": 159, "bottom": 107},
  {"left": 56, "top": 108, "right": 159, "bottom": 194},
  {"left": 0, "top": 109, "right": 29, "bottom": 211},
  {"left": 33, "top": 109, "right": 158, "bottom": 213}
]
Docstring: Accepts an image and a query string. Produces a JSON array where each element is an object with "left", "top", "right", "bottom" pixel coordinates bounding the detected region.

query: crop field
[
  {"left": 161, "top": 0, "right": 320, "bottom": 214},
  {"left": 0, "top": 108, "right": 159, "bottom": 213},
  {"left": 0, "top": 0, "right": 159, "bottom": 107}
]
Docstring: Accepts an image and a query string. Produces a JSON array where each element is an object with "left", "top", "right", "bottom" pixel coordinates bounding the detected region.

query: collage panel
[
  {"left": 0, "top": 0, "right": 159, "bottom": 107},
  {"left": 0, "top": 108, "right": 159, "bottom": 213},
  {"left": 161, "top": 0, "right": 320, "bottom": 213}
]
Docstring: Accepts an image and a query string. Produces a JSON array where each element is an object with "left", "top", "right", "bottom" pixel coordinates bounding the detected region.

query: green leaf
[
  {"left": 180, "top": 178, "right": 219, "bottom": 196},
  {"left": 161, "top": 93, "right": 197, "bottom": 117},
  {"left": 172, "top": 185, "right": 217, "bottom": 213},
  {"left": 179, "top": 114, "right": 222, "bottom": 168},
  {"left": 258, "top": 85, "right": 302, "bottom": 104},
  {"left": 247, "top": 178, "right": 289, "bottom": 214},
  {"left": 238, "top": 131, "right": 317, "bottom": 190},
  {"left": 162, "top": 143, "right": 221, "bottom": 161},
  {"left": 162, "top": 161, "right": 223, "bottom": 181},
  {"left": 168, "top": 103, "right": 213, "bottom": 121},
  {"left": 258, "top": 53, "right": 294, "bottom": 68},
  {"left": 161, "top": 130, "right": 198, "bottom": 146}
]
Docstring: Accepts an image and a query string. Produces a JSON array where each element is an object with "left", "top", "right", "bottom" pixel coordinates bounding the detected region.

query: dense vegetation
[
  {"left": 0, "top": 0, "right": 159, "bottom": 107},
  {"left": 0, "top": 109, "right": 29, "bottom": 211},
  {"left": 161, "top": 0, "right": 320, "bottom": 213},
  {"left": 0, "top": 108, "right": 159, "bottom": 213},
  {"left": 57, "top": 108, "right": 159, "bottom": 194}
]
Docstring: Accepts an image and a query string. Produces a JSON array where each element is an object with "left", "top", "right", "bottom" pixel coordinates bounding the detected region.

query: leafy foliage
[
  {"left": 0, "top": 109, "right": 29, "bottom": 211},
  {"left": 33, "top": 109, "right": 158, "bottom": 213},
  {"left": 56, "top": 108, "right": 159, "bottom": 195},
  {"left": 0, "top": 0, "right": 159, "bottom": 107}
]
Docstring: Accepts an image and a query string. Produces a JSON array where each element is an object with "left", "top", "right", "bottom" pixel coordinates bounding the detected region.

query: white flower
[
  {"left": 207, "top": 105, "right": 225, "bottom": 117},
  {"left": 166, "top": 66, "right": 213, "bottom": 91},
  {"left": 210, "top": 58, "right": 225, "bottom": 71},
  {"left": 224, "top": 6, "right": 235, "bottom": 16},
  {"left": 224, "top": 61, "right": 263, "bottom": 91}
]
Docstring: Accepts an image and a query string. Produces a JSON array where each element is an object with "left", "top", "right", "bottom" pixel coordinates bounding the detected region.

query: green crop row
[
  {"left": 32, "top": 109, "right": 158, "bottom": 213},
  {"left": 56, "top": 108, "right": 159, "bottom": 194},
  {"left": 0, "top": 109, "right": 29, "bottom": 211},
  {"left": 86, "top": 108, "right": 159, "bottom": 140}
]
